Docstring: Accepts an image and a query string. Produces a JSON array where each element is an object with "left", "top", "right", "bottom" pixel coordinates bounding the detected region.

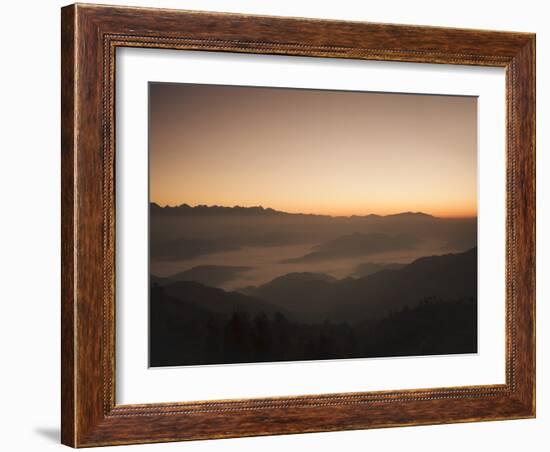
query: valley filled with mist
[{"left": 149, "top": 203, "right": 478, "bottom": 366}]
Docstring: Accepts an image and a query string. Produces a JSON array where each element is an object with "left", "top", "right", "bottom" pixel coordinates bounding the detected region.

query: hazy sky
[{"left": 149, "top": 83, "right": 477, "bottom": 218}]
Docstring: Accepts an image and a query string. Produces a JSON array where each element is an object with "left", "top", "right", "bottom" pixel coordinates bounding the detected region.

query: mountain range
[
  {"left": 150, "top": 203, "right": 477, "bottom": 264},
  {"left": 281, "top": 232, "right": 418, "bottom": 263},
  {"left": 150, "top": 247, "right": 477, "bottom": 366},
  {"left": 153, "top": 247, "right": 477, "bottom": 324},
  {"left": 241, "top": 247, "right": 477, "bottom": 322},
  {"left": 150, "top": 202, "right": 435, "bottom": 220}
]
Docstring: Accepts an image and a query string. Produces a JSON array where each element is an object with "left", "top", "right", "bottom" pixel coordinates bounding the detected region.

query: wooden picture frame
[{"left": 61, "top": 3, "right": 535, "bottom": 447}]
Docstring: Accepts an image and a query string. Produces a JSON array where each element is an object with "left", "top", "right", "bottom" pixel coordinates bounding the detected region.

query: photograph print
[{"left": 149, "top": 83, "right": 478, "bottom": 367}]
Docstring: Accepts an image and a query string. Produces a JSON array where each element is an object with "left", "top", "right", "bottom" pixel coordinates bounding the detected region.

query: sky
[{"left": 149, "top": 83, "right": 477, "bottom": 218}]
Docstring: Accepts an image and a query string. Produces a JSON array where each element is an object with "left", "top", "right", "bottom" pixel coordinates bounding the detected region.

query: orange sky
[{"left": 149, "top": 83, "right": 477, "bottom": 218}]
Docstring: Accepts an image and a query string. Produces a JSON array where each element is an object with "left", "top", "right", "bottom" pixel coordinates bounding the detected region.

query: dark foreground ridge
[{"left": 150, "top": 248, "right": 478, "bottom": 366}]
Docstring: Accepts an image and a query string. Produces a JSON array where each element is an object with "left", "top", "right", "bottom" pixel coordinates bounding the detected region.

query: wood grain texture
[
  {"left": 61, "top": 3, "right": 536, "bottom": 447},
  {"left": 61, "top": 5, "right": 76, "bottom": 446}
]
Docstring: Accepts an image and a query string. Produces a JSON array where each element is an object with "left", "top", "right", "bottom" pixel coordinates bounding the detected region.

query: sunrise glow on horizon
[
  {"left": 150, "top": 201, "right": 476, "bottom": 219},
  {"left": 149, "top": 83, "right": 477, "bottom": 219}
]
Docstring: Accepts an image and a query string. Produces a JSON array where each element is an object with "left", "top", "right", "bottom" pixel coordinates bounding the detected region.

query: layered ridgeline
[
  {"left": 150, "top": 248, "right": 477, "bottom": 366},
  {"left": 150, "top": 203, "right": 477, "bottom": 294},
  {"left": 150, "top": 203, "right": 476, "bottom": 262}
]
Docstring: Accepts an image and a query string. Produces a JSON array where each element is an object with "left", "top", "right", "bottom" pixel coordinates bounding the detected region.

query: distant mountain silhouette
[
  {"left": 384, "top": 211, "right": 435, "bottom": 219},
  {"left": 150, "top": 203, "right": 475, "bottom": 262},
  {"left": 352, "top": 262, "right": 405, "bottom": 278},
  {"left": 150, "top": 202, "right": 286, "bottom": 217},
  {"left": 150, "top": 202, "right": 435, "bottom": 220},
  {"left": 242, "top": 247, "right": 477, "bottom": 322},
  {"left": 282, "top": 232, "right": 418, "bottom": 263},
  {"left": 152, "top": 265, "right": 251, "bottom": 288}
]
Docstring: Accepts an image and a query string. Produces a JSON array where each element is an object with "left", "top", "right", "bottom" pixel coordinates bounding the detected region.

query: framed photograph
[{"left": 61, "top": 3, "right": 535, "bottom": 447}]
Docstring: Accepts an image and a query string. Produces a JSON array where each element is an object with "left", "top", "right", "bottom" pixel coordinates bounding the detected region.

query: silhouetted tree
[{"left": 150, "top": 280, "right": 477, "bottom": 366}]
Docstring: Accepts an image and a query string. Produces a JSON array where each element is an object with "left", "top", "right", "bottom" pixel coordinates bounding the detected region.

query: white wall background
[{"left": 0, "top": 1, "right": 546, "bottom": 450}]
